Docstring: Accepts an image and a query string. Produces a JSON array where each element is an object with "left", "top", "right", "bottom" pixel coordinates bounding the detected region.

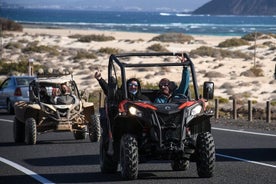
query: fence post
[
  {"left": 233, "top": 99, "right": 237, "bottom": 120},
  {"left": 266, "top": 101, "right": 271, "bottom": 123},
  {"left": 215, "top": 99, "right": 219, "bottom": 119},
  {"left": 248, "top": 100, "right": 252, "bottom": 122}
]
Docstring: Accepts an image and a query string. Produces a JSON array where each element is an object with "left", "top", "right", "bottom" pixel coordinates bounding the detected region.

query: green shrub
[
  {"left": 98, "top": 47, "right": 120, "bottom": 55},
  {"left": 74, "top": 50, "right": 97, "bottom": 60},
  {"left": 77, "top": 34, "right": 115, "bottom": 42},
  {"left": 241, "top": 32, "right": 263, "bottom": 41},
  {"left": 4, "top": 42, "right": 23, "bottom": 49},
  {"left": 22, "top": 42, "right": 59, "bottom": 55},
  {"left": 190, "top": 46, "right": 251, "bottom": 59},
  {"left": 0, "top": 18, "right": 23, "bottom": 31},
  {"left": 0, "top": 60, "right": 43, "bottom": 75},
  {"left": 249, "top": 67, "right": 264, "bottom": 77},
  {"left": 150, "top": 33, "right": 194, "bottom": 43},
  {"left": 217, "top": 97, "right": 229, "bottom": 104},
  {"left": 218, "top": 38, "right": 250, "bottom": 47},
  {"left": 271, "top": 100, "right": 276, "bottom": 106},
  {"left": 147, "top": 43, "right": 169, "bottom": 52}
]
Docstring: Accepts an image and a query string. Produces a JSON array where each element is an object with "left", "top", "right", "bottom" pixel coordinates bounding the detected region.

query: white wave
[
  {"left": 160, "top": 12, "right": 171, "bottom": 16},
  {"left": 176, "top": 13, "right": 191, "bottom": 17}
]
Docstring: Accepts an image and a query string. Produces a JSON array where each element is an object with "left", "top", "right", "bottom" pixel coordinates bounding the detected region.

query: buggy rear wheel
[
  {"left": 171, "top": 159, "right": 190, "bottom": 171},
  {"left": 13, "top": 117, "right": 25, "bottom": 143},
  {"left": 196, "top": 132, "right": 215, "bottom": 178},
  {"left": 73, "top": 127, "right": 87, "bottom": 140},
  {"left": 88, "top": 115, "right": 101, "bottom": 142},
  {"left": 120, "top": 134, "right": 138, "bottom": 180},
  {"left": 25, "top": 118, "right": 37, "bottom": 145}
]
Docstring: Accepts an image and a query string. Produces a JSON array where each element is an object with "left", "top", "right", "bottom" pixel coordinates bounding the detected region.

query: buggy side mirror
[{"left": 203, "top": 82, "right": 214, "bottom": 100}]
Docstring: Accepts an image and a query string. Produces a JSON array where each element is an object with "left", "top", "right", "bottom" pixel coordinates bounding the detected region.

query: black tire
[
  {"left": 99, "top": 136, "right": 118, "bottom": 173},
  {"left": 13, "top": 117, "right": 25, "bottom": 143},
  {"left": 25, "top": 118, "right": 37, "bottom": 145},
  {"left": 73, "top": 127, "right": 87, "bottom": 140},
  {"left": 196, "top": 132, "right": 215, "bottom": 178},
  {"left": 7, "top": 100, "right": 14, "bottom": 115},
  {"left": 120, "top": 134, "right": 138, "bottom": 180},
  {"left": 88, "top": 115, "right": 101, "bottom": 142},
  {"left": 171, "top": 159, "right": 190, "bottom": 171}
]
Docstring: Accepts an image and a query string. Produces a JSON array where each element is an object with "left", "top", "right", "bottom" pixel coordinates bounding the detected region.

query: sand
[{"left": 2, "top": 27, "right": 276, "bottom": 107}]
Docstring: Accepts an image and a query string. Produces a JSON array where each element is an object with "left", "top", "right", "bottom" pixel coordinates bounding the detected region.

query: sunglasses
[
  {"left": 159, "top": 83, "right": 169, "bottom": 87},
  {"left": 128, "top": 83, "right": 138, "bottom": 87}
]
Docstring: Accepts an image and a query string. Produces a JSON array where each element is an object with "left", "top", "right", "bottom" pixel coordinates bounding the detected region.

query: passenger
[
  {"left": 39, "top": 86, "right": 51, "bottom": 104},
  {"left": 94, "top": 71, "right": 149, "bottom": 101}
]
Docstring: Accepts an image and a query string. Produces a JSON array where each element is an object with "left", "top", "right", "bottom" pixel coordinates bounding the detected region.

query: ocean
[{"left": 1, "top": 8, "right": 276, "bottom": 36}]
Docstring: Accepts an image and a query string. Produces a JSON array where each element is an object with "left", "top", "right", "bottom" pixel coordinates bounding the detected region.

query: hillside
[{"left": 193, "top": 0, "right": 276, "bottom": 15}]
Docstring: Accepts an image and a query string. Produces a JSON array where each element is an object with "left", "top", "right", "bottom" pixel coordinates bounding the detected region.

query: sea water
[{"left": 1, "top": 8, "right": 276, "bottom": 36}]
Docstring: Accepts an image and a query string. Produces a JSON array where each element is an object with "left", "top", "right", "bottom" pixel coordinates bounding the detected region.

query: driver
[
  {"left": 54, "top": 83, "right": 75, "bottom": 105},
  {"left": 154, "top": 55, "right": 190, "bottom": 103}
]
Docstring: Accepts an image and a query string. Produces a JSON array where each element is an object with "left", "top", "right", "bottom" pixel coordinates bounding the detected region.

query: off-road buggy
[
  {"left": 13, "top": 72, "right": 101, "bottom": 145},
  {"left": 99, "top": 52, "right": 215, "bottom": 180}
]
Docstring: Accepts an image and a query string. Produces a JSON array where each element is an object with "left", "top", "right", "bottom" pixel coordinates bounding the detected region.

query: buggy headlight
[
  {"left": 129, "top": 106, "right": 142, "bottom": 117},
  {"left": 44, "top": 106, "right": 55, "bottom": 114},
  {"left": 191, "top": 105, "right": 202, "bottom": 116}
]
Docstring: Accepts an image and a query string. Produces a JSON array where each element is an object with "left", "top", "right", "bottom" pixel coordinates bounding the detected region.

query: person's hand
[
  {"left": 177, "top": 53, "right": 187, "bottom": 63},
  {"left": 94, "top": 71, "right": 102, "bottom": 80}
]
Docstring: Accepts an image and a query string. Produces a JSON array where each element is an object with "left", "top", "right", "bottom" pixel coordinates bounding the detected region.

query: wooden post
[
  {"left": 248, "top": 100, "right": 252, "bottom": 122},
  {"left": 233, "top": 99, "right": 237, "bottom": 120},
  {"left": 215, "top": 99, "right": 219, "bottom": 119},
  {"left": 28, "top": 59, "right": 34, "bottom": 76},
  {"left": 266, "top": 101, "right": 271, "bottom": 123}
]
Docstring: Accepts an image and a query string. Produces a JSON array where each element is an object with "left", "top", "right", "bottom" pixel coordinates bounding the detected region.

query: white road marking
[
  {"left": 212, "top": 127, "right": 276, "bottom": 137},
  {"left": 0, "top": 156, "right": 55, "bottom": 184},
  {"left": 216, "top": 153, "right": 276, "bottom": 168},
  {"left": 0, "top": 119, "right": 13, "bottom": 123}
]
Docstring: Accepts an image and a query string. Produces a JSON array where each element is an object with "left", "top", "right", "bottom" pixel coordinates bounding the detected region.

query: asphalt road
[{"left": 0, "top": 113, "right": 276, "bottom": 184}]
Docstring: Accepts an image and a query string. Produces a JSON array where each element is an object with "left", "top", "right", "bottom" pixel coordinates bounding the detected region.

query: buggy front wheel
[
  {"left": 25, "top": 118, "right": 37, "bottom": 145},
  {"left": 120, "top": 134, "right": 138, "bottom": 180},
  {"left": 196, "top": 132, "right": 215, "bottom": 178},
  {"left": 88, "top": 114, "right": 101, "bottom": 142}
]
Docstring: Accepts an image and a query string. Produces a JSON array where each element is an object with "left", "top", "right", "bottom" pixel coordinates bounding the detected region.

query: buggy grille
[
  {"left": 156, "top": 112, "right": 183, "bottom": 142},
  {"left": 156, "top": 112, "right": 182, "bottom": 127},
  {"left": 57, "top": 108, "right": 69, "bottom": 117}
]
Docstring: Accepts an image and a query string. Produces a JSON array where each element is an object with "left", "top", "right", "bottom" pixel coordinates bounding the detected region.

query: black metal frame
[{"left": 108, "top": 52, "right": 200, "bottom": 101}]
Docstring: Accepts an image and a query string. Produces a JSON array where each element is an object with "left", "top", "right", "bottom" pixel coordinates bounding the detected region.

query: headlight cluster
[
  {"left": 74, "top": 104, "right": 80, "bottom": 111},
  {"left": 44, "top": 106, "right": 55, "bottom": 114},
  {"left": 190, "top": 105, "right": 202, "bottom": 116},
  {"left": 128, "top": 106, "right": 143, "bottom": 117}
]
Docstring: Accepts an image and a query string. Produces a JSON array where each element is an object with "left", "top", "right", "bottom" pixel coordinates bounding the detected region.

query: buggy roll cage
[{"left": 108, "top": 52, "right": 200, "bottom": 101}]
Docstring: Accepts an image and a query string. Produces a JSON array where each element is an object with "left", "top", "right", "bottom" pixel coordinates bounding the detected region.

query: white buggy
[{"left": 13, "top": 73, "right": 100, "bottom": 145}]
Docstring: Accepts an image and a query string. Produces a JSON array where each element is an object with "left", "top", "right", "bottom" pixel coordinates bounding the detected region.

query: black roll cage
[{"left": 108, "top": 52, "right": 200, "bottom": 101}]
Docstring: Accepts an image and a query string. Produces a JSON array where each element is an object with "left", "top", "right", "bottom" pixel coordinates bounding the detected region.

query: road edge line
[{"left": 0, "top": 156, "right": 55, "bottom": 184}]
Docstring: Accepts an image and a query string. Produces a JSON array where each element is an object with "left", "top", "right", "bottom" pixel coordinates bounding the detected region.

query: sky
[{"left": 3, "top": 0, "right": 211, "bottom": 12}]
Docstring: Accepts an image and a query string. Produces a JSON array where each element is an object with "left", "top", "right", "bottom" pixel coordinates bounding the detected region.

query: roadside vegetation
[
  {"left": 0, "top": 17, "right": 23, "bottom": 31},
  {"left": 69, "top": 34, "right": 115, "bottom": 42},
  {"left": 150, "top": 33, "right": 194, "bottom": 43}
]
